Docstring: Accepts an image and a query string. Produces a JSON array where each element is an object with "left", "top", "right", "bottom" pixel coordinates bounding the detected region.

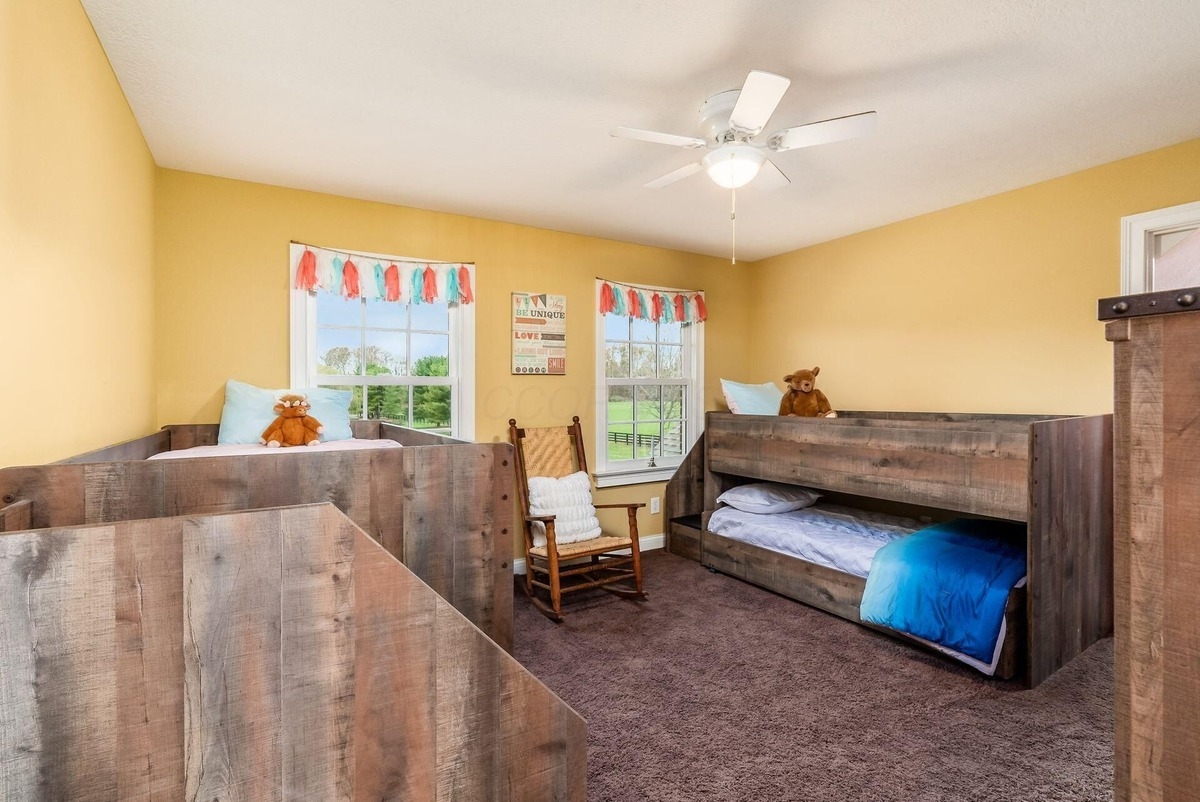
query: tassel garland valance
[
  {"left": 293, "top": 243, "right": 474, "bottom": 305},
  {"left": 598, "top": 279, "right": 706, "bottom": 323}
]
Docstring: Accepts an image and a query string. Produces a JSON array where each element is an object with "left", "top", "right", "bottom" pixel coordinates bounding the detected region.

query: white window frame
[
  {"left": 593, "top": 280, "right": 704, "bottom": 488},
  {"left": 1121, "top": 200, "right": 1200, "bottom": 294},
  {"left": 288, "top": 244, "right": 475, "bottom": 440}
]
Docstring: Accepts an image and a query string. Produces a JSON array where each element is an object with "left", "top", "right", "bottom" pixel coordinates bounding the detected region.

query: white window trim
[
  {"left": 1121, "top": 200, "right": 1200, "bottom": 295},
  {"left": 592, "top": 280, "right": 704, "bottom": 488},
  {"left": 288, "top": 245, "right": 475, "bottom": 440}
]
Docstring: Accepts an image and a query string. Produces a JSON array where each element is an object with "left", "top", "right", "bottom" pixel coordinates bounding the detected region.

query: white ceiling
[{"left": 83, "top": 0, "right": 1200, "bottom": 262}]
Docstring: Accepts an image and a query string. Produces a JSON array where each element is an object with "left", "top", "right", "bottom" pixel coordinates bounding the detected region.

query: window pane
[
  {"left": 631, "top": 344, "right": 656, "bottom": 378},
  {"left": 604, "top": 314, "right": 629, "bottom": 342},
  {"left": 662, "top": 385, "right": 685, "bottom": 420},
  {"left": 635, "top": 421, "right": 660, "bottom": 459},
  {"left": 605, "top": 343, "right": 630, "bottom": 378},
  {"left": 661, "top": 420, "right": 685, "bottom": 457},
  {"left": 364, "top": 297, "right": 406, "bottom": 329},
  {"left": 631, "top": 317, "right": 656, "bottom": 343},
  {"left": 364, "top": 330, "right": 407, "bottom": 375},
  {"left": 321, "top": 384, "right": 363, "bottom": 418},
  {"left": 635, "top": 385, "right": 661, "bottom": 420},
  {"left": 659, "top": 345, "right": 683, "bottom": 378},
  {"left": 413, "top": 385, "right": 452, "bottom": 432},
  {"left": 607, "top": 385, "right": 633, "bottom": 422},
  {"left": 411, "top": 333, "right": 450, "bottom": 376},
  {"left": 317, "top": 329, "right": 362, "bottom": 376},
  {"left": 411, "top": 302, "right": 450, "bottom": 332},
  {"left": 317, "top": 292, "right": 361, "bottom": 327},
  {"left": 607, "top": 425, "right": 633, "bottom": 461},
  {"left": 659, "top": 321, "right": 682, "bottom": 344},
  {"left": 365, "top": 385, "right": 408, "bottom": 423}
]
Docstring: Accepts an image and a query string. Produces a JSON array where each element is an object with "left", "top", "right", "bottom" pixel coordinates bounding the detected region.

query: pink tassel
[
  {"left": 294, "top": 248, "right": 318, "bottom": 291},
  {"left": 674, "top": 294, "right": 686, "bottom": 322},
  {"left": 627, "top": 288, "right": 641, "bottom": 319},
  {"left": 651, "top": 293, "right": 664, "bottom": 322},
  {"left": 422, "top": 266, "right": 438, "bottom": 304},
  {"left": 384, "top": 264, "right": 401, "bottom": 301},
  {"left": 458, "top": 266, "right": 474, "bottom": 304},
  {"left": 342, "top": 259, "right": 360, "bottom": 299},
  {"left": 694, "top": 294, "right": 708, "bottom": 322},
  {"left": 600, "top": 283, "right": 616, "bottom": 314}
]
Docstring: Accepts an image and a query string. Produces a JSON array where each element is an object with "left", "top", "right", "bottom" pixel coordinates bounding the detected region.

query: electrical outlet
[{"left": 650, "top": 497, "right": 661, "bottom": 514}]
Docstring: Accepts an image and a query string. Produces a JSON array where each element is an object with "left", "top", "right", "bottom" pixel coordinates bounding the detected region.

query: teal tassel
[
  {"left": 638, "top": 291, "right": 651, "bottom": 320},
  {"left": 373, "top": 263, "right": 385, "bottom": 299},
  {"left": 410, "top": 268, "right": 423, "bottom": 304},
  {"left": 446, "top": 265, "right": 461, "bottom": 303},
  {"left": 664, "top": 297, "right": 675, "bottom": 323},
  {"left": 332, "top": 257, "right": 345, "bottom": 295},
  {"left": 317, "top": 252, "right": 335, "bottom": 289},
  {"left": 613, "top": 286, "right": 627, "bottom": 316}
]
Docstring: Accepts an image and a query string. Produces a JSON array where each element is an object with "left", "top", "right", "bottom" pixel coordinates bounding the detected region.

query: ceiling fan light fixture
[{"left": 702, "top": 144, "right": 764, "bottom": 189}]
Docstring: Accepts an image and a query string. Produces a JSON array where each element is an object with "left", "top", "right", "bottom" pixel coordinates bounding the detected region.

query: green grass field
[{"left": 605, "top": 400, "right": 683, "bottom": 461}]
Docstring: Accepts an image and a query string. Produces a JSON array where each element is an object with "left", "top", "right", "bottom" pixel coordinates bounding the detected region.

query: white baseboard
[{"left": 511, "top": 533, "right": 665, "bottom": 575}]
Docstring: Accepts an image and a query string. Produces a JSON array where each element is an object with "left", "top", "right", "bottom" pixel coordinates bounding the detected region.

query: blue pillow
[
  {"left": 217, "top": 379, "right": 354, "bottom": 444},
  {"left": 720, "top": 379, "right": 783, "bottom": 415}
]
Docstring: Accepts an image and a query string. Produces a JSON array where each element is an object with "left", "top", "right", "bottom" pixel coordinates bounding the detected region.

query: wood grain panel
[
  {"left": 115, "top": 518, "right": 185, "bottom": 802},
  {"left": 1160, "top": 313, "right": 1200, "bottom": 799},
  {"left": 183, "top": 512, "right": 283, "bottom": 802},
  {"left": 665, "top": 436, "right": 705, "bottom": 559},
  {"left": 0, "top": 505, "right": 584, "bottom": 801},
  {"left": 1026, "top": 414, "right": 1114, "bottom": 688},
  {"left": 353, "top": 521, "right": 438, "bottom": 801},
  {"left": 0, "top": 498, "right": 32, "bottom": 532},
  {"left": 163, "top": 424, "right": 220, "bottom": 451},
  {"left": 281, "top": 505, "right": 356, "bottom": 800},
  {"left": 0, "top": 526, "right": 117, "bottom": 801},
  {"left": 57, "top": 431, "right": 170, "bottom": 464},
  {"left": 1113, "top": 315, "right": 1166, "bottom": 801}
]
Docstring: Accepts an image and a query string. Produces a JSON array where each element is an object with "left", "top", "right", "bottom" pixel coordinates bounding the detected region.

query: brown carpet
[{"left": 513, "top": 551, "right": 1113, "bottom": 802}]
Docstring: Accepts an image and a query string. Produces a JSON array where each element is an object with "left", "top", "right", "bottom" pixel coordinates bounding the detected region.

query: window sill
[{"left": 593, "top": 466, "right": 677, "bottom": 488}]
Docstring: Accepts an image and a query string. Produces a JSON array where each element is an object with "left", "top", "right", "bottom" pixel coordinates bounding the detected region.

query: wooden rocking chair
[{"left": 509, "top": 416, "right": 647, "bottom": 620}]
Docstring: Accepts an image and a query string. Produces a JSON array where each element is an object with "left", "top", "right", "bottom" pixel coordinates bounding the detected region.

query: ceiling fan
[{"left": 611, "top": 70, "right": 877, "bottom": 191}]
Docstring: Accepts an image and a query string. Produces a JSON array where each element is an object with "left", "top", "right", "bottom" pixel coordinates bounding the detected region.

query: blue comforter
[{"left": 859, "top": 519, "right": 1026, "bottom": 664}]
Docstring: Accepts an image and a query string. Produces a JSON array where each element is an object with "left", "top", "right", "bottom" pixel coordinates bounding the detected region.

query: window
[
  {"left": 290, "top": 245, "right": 474, "bottom": 439},
  {"left": 1121, "top": 200, "right": 1200, "bottom": 294},
  {"left": 594, "top": 282, "right": 704, "bottom": 487}
]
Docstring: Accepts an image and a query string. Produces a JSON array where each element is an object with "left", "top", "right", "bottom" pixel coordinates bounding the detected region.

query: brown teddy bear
[
  {"left": 260, "top": 393, "right": 325, "bottom": 447},
  {"left": 779, "top": 367, "right": 838, "bottom": 418}
]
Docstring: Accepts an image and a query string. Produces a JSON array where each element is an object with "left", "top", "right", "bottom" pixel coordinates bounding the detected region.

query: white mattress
[
  {"left": 148, "top": 438, "right": 402, "bottom": 460},
  {"left": 707, "top": 503, "right": 920, "bottom": 578}
]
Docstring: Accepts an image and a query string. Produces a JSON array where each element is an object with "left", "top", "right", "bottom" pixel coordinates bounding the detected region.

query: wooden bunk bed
[
  {"left": 0, "top": 504, "right": 585, "bottom": 800},
  {"left": 0, "top": 420, "right": 516, "bottom": 650},
  {"left": 665, "top": 411, "right": 1113, "bottom": 687}
]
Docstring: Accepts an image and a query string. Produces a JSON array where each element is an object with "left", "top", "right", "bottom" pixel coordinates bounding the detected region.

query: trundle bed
[
  {"left": 665, "top": 411, "right": 1113, "bottom": 687},
  {"left": 0, "top": 420, "right": 515, "bottom": 650}
]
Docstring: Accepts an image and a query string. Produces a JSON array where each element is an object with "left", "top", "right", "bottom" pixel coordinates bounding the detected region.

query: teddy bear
[
  {"left": 779, "top": 367, "right": 838, "bottom": 418},
  {"left": 260, "top": 393, "right": 325, "bottom": 447}
]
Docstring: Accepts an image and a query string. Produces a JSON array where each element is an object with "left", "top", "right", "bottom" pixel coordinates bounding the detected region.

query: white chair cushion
[{"left": 527, "top": 470, "right": 603, "bottom": 548}]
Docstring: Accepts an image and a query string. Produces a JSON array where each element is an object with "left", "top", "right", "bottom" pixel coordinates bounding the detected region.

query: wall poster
[{"left": 512, "top": 292, "right": 567, "bottom": 374}]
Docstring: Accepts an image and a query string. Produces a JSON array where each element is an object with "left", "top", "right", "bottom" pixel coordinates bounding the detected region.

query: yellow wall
[
  {"left": 750, "top": 138, "right": 1200, "bottom": 415},
  {"left": 0, "top": 0, "right": 157, "bottom": 466},
  {"left": 154, "top": 169, "right": 752, "bottom": 548}
]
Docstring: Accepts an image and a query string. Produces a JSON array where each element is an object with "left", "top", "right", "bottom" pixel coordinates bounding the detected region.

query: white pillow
[
  {"left": 527, "top": 471, "right": 603, "bottom": 548},
  {"left": 720, "top": 379, "right": 783, "bottom": 415},
  {"left": 717, "top": 482, "right": 821, "bottom": 514}
]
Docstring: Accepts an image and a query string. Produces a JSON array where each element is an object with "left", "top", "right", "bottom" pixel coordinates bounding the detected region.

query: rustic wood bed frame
[
  {"left": 0, "top": 504, "right": 584, "bottom": 799},
  {"left": 665, "top": 411, "right": 1113, "bottom": 687},
  {"left": 0, "top": 421, "right": 516, "bottom": 650}
]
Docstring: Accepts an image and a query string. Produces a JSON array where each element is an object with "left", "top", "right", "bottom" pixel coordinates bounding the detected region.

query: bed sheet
[
  {"left": 148, "top": 438, "right": 402, "bottom": 460},
  {"left": 706, "top": 503, "right": 919, "bottom": 578}
]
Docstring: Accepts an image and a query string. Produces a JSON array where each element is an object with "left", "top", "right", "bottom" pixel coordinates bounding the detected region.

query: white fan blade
[
  {"left": 729, "top": 70, "right": 791, "bottom": 135},
  {"left": 644, "top": 161, "right": 705, "bottom": 189},
  {"left": 611, "top": 127, "right": 707, "bottom": 149},
  {"left": 754, "top": 158, "right": 790, "bottom": 192},
  {"left": 769, "top": 111, "right": 878, "bottom": 152}
]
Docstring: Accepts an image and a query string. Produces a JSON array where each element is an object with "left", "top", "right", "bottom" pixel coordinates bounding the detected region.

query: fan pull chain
[{"left": 730, "top": 187, "right": 737, "bottom": 265}]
